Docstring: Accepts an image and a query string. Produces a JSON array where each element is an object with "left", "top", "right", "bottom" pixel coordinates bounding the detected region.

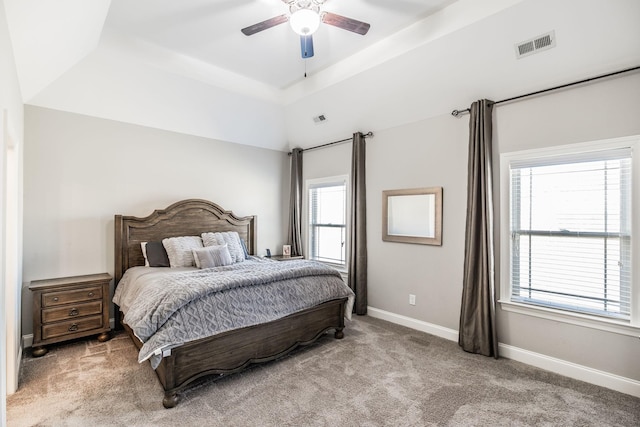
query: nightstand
[
  {"left": 269, "top": 255, "right": 304, "bottom": 261},
  {"left": 29, "top": 273, "right": 112, "bottom": 357}
]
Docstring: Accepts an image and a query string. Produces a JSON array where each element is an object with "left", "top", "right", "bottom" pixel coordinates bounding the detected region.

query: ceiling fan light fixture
[{"left": 289, "top": 9, "right": 320, "bottom": 35}]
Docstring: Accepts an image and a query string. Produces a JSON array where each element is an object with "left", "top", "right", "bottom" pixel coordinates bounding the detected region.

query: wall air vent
[
  {"left": 313, "top": 114, "right": 327, "bottom": 124},
  {"left": 515, "top": 31, "right": 556, "bottom": 59}
]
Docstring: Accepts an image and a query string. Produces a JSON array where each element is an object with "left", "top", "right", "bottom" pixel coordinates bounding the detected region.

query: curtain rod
[
  {"left": 288, "top": 131, "right": 374, "bottom": 156},
  {"left": 450, "top": 65, "right": 640, "bottom": 117}
]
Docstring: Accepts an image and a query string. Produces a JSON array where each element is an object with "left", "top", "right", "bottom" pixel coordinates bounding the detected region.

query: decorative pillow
[
  {"left": 141, "top": 242, "right": 150, "bottom": 266},
  {"left": 162, "top": 236, "right": 203, "bottom": 268},
  {"left": 145, "top": 241, "right": 170, "bottom": 267},
  {"left": 240, "top": 238, "right": 250, "bottom": 259},
  {"left": 200, "top": 232, "right": 220, "bottom": 248},
  {"left": 192, "top": 244, "right": 233, "bottom": 269},
  {"left": 201, "top": 231, "right": 245, "bottom": 263}
]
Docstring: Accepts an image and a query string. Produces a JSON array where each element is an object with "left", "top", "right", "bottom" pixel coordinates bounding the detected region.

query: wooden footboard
[{"left": 122, "top": 297, "right": 347, "bottom": 408}]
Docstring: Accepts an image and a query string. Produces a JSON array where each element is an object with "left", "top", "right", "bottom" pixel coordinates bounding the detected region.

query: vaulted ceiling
[{"left": 5, "top": 0, "right": 640, "bottom": 151}]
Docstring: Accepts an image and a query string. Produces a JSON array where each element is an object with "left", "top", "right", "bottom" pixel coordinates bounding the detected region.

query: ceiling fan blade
[
  {"left": 241, "top": 14, "right": 288, "bottom": 36},
  {"left": 321, "top": 12, "right": 370, "bottom": 35},
  {"left": 300, "top": 35, "right": 314, "bottom": 58}
]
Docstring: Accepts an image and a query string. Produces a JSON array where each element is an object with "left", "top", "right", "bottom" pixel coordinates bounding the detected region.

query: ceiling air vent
[{"left": 515, "top": 31, "right": 556, "bottom": 59}]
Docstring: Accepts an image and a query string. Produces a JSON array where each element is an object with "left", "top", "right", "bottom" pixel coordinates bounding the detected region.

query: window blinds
[
  {"left": 308, "top": 180, "right": 347, "bottom": 264},
  {"left": 509, "top": 148, "right": 632, "bottom": 319}
]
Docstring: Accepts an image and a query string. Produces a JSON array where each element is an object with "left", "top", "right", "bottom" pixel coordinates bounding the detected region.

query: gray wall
[
  {"left": 302, "top": 72, "right": 640, "bottom": 382},
  {"left": 493, "top": 72, "right": 640, "bottom": 381},
  {"left": 367, "top": 116, "right": 469, "bottom": 331},
  {"left": 301, "top": 118, "right": 469, "bottom": 332},
  {"left": 22, "top": 106, "right": 289, "bottom": 336}
]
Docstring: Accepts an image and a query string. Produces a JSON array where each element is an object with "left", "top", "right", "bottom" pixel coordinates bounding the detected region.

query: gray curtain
[
  {"left": 348, "top": 132, "right": 367, "bottom": 315},
  {"left": 459, "top": 99, "right": 499, "bottom": 358},
  {"left": 287, "top": 148, "right": 303, "bottom": 257}
]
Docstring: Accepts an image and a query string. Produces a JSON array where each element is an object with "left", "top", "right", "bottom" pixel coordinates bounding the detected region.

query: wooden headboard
[{"left": 114, "top": 199, "right": 257, "bottom": 286}]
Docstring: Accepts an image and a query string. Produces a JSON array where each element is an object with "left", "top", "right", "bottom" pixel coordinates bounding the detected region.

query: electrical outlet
[{"left": 409, "top": 294, "right": 416, "bottom": 305}]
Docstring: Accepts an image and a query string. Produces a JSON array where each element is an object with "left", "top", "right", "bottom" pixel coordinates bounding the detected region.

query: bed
[{"left": 113, "top": 199, "right": 353, "bottom": 408}]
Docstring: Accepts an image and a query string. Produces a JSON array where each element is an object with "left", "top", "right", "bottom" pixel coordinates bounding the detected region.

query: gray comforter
[{"left": 113, "top": 258, "right": 354, "bottom": 368}]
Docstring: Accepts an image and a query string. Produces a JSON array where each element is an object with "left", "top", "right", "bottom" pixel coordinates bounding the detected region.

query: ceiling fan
[{"left": 241, "top": 0, "right": 370, "bottom": 59}]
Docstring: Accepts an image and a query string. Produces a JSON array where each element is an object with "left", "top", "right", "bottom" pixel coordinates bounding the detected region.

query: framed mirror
[{"left": 382, "top": 187, "right": 443, "bottom": 245}]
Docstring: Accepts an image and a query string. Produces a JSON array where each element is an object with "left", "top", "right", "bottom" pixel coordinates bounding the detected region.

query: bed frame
[{"left": 114, "top": 199, "right": 347, "bottom": 408}]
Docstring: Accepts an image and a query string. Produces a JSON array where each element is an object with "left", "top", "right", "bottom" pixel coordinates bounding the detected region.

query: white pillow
[
  {"left": 200, "top": 232, "right": 219, "bottom": 248},
  {"left": 192, "top": 244, "right": 233, "bottom": 268},
  {"left": 162, "top": 236, "right": 203, "bottom": 268},
  {"left": 141, "top": 242, "right": 150, "bottom": 267},
  {"left": 201, "top": 231, "right": 244, "bottom": 263}
]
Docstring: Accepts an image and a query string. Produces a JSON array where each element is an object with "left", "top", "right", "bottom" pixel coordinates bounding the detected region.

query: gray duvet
[{"left": 113, "top": 258, "right": 354, "bottom": 369}]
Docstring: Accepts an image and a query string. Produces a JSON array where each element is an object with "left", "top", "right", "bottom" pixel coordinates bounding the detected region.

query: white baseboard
[
  {"left": 22, "top": 318, "right": 116, "bottom": 350},
  {"left": 22, "top": 334, "right": 32, "bottom": 350},
  {"left": 8, "top": 346, "right": 22, "bottom": 395},
  {"left": 366, "top": 306, "right": 640, "bottom": 398},
  {"left": 498, "top": 343, "right": 640, "bottom": 398},
  {"left": 366, "top": 306, "right": 459, "bottom": 342}
]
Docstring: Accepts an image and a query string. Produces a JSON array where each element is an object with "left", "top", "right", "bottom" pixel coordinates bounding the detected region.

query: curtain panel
[
  {"left": 348, "top": 132, "right": 368, "bottom": 315},
  {"left": 287, "top": 148, "right": 304, "bottom": 257},
  {"left": 459, "top": 99, "right": 499, "bottom": 358}
]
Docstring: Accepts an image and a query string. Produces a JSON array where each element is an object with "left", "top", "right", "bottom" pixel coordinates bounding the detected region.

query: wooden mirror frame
[{"left": 382, "top": 187, "right": 443, "bottom": 246}]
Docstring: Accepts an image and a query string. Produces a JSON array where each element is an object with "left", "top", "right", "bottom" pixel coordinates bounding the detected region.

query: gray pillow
[
  {"left": 192, "top": 244, "right": 233, "bottom": 268},
  {"left": 146, "top": 241, "right": 170, "bottom": 267},
  {"left": 240, "top": 238, "right": 250, "bottom": 259}
]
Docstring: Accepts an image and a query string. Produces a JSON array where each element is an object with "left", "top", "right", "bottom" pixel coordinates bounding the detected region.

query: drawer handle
[
  {"left": 68, "top": 324, "right": 79, "bottom": 332},
  {"left": 53, "top": 297, "right": 59, "bottom": 302},
  {"left": 88, "top": 292, "right": 94, "bottom": 297},
  {"left": 69, "top": 308, "right": 79, "bottom": 317}
]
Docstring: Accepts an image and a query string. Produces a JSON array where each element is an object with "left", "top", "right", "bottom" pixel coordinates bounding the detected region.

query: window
[
  {"left": 500, "top": 136, "right": 640, "bottom": 334},
  {"left": 307, "top": 176, "right": 348, "bottom": 266}
]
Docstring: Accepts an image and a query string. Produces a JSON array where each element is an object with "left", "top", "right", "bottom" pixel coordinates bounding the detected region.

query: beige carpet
[{"left": 7, "top": 316, "right": 640, "bottom": 426}]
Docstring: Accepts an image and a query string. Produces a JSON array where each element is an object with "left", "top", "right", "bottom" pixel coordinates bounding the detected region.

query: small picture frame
[{"left": 282, "top": 245, "right": 291, "bottom": 256}]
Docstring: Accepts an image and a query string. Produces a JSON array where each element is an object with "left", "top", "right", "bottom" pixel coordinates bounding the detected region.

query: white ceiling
[
  {"left": 4, "top": 0, "right": 640, "bottom": 151},
  {"left": 104, "top": 0, "right": 457, "bottom": 90}
]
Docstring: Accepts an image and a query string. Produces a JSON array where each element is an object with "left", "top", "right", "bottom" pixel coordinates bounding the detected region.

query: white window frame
[
  {"left": 499, "top": 135, "right": 640, "bottom": 337},
  {"left": 305, "top": 175, "right": 349, "bottom": 269}
]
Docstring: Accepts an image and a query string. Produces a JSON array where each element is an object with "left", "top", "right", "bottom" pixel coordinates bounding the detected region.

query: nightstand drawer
[
  {"left": 42, "top": 315, "right": 104, "bottom": 340},
  {"left": 42, "top": 286, "right": 102, "bottom": 307},
  {"left": 42, "top": 301, "right": 103, "bottom": 323}
]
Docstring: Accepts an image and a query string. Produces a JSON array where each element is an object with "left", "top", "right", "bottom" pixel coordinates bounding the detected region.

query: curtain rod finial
[{"left": 451, "top": 108, "right": 470, "bottom": 117}]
